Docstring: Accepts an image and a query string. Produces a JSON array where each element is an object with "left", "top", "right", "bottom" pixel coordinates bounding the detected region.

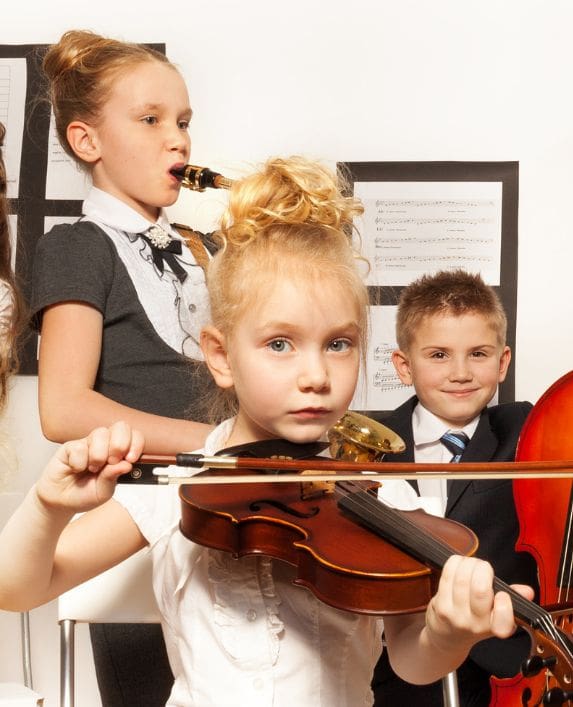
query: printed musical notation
[
  {"left": 374, "top": 254, "right": 492, "bottom": 268},
  {"left": 352, "top": 306, "right": 410, "bottom": 412},
  {"left": 373, "top": 199, "right": 494, "bottom": 209},
  {"left": 373, "top": 371, "right": 405, "bottom": 392},
  {"left": 373, "top": 344, "right": 393, "bottom": 366},
  {"left": 0, "top": 59, "right": 26, "bottom": 199},
  {"left": 45, "top": 112, "right": 91, "bottom": 200},
  {"left": 354, "top": 181, "right": 503, "bottom": 287}
]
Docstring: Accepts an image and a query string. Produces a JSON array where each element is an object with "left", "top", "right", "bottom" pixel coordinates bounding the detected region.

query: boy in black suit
[{"left": 371, "top": 269, "right": 538, "bottom": 707}]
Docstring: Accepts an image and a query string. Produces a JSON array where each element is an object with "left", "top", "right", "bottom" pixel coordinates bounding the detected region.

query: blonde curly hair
[{"left": 202, "top": 156, "right": 369, "bottom": 422}]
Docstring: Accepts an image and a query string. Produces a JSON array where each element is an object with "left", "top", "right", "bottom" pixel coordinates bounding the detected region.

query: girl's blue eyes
[
  {"left": 267, "top": 339, "right": 352, "bottom": 353},
  {"left": 329, "top": 339, "right": 351, "bottom": 352},
  {"left": 140, "top": 116, "right": 190, "bottom": 129},
  {"left": 268, "top": 339, "right": 291, "bottom": 353}
]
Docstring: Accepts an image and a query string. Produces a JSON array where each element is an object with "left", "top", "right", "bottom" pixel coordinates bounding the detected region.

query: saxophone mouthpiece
[{"left": 171, "top": 164, "right": 233, "bottom": 191}]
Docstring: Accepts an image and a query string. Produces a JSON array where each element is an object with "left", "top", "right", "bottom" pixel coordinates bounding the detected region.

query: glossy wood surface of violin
[{"left": 179, "top": 470, "right": 477, "bottom": 615}]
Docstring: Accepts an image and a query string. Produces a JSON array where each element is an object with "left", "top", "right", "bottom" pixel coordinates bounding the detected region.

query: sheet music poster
[
  {"left": 343, "top": 163, "right": 518, "bottom": 411},
  {"left": 1, "top": 43, "right": 164, "bottom": 374}
]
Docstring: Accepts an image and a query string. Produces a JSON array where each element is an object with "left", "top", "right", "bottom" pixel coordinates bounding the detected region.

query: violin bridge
[{"left": 300, "top": 469, "right": 336, "bottom": 499}]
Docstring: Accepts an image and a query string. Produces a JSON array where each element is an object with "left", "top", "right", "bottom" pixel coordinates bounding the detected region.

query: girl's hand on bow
[{"left": 35, "top": 421, "right": 144, "bottom": 515}]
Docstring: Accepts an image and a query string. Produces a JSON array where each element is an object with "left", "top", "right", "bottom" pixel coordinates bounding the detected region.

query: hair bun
[
  {"left": 220, "top": 156, "right": 363, "bottom": 247},
  {"left": 43, "top": 30, "right": 100, "bottom": 83}
]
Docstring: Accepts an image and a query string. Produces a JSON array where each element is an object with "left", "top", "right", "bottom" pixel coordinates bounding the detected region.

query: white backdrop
[{"left": 2, "top": 1, "right": 573, "bottom": 704}]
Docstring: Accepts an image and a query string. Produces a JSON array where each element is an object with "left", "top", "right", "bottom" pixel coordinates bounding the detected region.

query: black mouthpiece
[{"left": 171, "top": 164, "right": 233, "bottom": 191}]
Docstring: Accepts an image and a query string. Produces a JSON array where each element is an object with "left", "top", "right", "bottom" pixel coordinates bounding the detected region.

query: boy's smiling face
[{"left": 392, "top": 312, "right": 511, "bottom": 428}]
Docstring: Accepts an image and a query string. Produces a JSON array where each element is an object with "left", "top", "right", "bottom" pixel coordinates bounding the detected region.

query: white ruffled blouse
[{"left": 114, "top": 419, "right": 384, "bottom": 707}]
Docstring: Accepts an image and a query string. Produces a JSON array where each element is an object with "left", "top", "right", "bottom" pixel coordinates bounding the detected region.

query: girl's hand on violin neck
[
  {"left": 426, "top": 555, "right": 531, "bottom": 653},
  {"left": 35, "top": 422, "right": 144, "bottom": 515}
]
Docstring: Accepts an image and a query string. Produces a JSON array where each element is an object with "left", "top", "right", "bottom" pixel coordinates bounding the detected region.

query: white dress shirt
[{"left": 412, "top": 403, "right": 479, "bottom": 515}]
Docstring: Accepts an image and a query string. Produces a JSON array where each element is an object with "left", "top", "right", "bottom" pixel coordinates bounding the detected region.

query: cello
[{"left": 490, "top": 371, "right": 573, "bottom": 706}]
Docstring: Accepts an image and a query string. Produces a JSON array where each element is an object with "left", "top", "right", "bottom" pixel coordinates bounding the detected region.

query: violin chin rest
[{"left": 216, "top": 439, "right": 330, "bottom": 461}]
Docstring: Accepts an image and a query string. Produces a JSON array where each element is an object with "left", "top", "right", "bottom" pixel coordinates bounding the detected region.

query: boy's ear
[
  {"left": 497, "top": 345, "right": 512, "bottom": 383},
  {"left": 66, "top": 121, "right": 101, "bottom": 163},
  {"left": 392, "top": 349, "right": 413, "bottom": 386},
  {"left": 200, "top": 326, "right": 234, "bottom": 390}
]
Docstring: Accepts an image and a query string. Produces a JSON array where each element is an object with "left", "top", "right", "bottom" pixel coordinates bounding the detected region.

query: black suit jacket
[{"left": 370, "top": 397, "right": 538, "bottom": 707}]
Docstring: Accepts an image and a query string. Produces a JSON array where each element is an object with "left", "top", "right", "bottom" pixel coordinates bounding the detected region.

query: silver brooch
[{"left": 147, "top": 224, "right": 172, "bottom": 249}]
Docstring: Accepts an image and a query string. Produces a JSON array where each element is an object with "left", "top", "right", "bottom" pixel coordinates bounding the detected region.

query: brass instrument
[
  {"left": 328, "top": 411, "right": 405, "bottom": 462},
  {"left": 171, "top": 164, "right": 234, "bottom": 191}
]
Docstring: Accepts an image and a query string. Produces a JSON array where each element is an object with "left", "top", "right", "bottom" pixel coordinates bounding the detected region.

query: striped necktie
[{"left": 440, "top": 431, "right": 469, "bottom": 463}]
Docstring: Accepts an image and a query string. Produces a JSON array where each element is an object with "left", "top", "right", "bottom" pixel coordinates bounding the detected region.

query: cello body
[{"left": 490, "top": 371, "right": 573, "bottom": 706}]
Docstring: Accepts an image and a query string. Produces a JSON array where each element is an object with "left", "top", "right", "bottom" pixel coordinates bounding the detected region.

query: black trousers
[{"left": 89, "top": 623, "right": 173, "bottom": 707}]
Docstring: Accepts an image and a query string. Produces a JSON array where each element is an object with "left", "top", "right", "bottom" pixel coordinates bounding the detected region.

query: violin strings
[
  {"left": 333, "top": 480, "right": 573, "bottom": 660},
  {"left": 558, "top": 490, "right": 573, "bottom": 604},
  {"left": 334, "top": 482, "right": 467, "bottom": 573}
]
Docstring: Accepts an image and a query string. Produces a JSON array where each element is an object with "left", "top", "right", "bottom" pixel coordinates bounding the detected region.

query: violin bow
[{"left": 124, "top": 454, "right": 573, "bottom": 485}]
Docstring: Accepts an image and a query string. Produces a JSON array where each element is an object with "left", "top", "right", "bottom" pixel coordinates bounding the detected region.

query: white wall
[{"left": 2, "top": 0, "right": 573, "bottom": 704}]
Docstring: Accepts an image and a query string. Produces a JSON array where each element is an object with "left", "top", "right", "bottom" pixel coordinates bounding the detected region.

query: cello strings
[{"left": 558, "top": 491, "right": 573, "bottom": 604}]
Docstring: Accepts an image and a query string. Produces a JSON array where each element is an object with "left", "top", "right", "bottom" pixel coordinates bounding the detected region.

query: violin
[
  {"left": 133, "top": 410, "right": 573, "bottom": 698},
  {"left": 141, "top": 411, "right": 573, "bottom": 697},
  {"left": 490, "top": 371, "right": 573, "bottom": 706},
  {"left": 180, "top": 470, "right": 477, "bottom": 614}
]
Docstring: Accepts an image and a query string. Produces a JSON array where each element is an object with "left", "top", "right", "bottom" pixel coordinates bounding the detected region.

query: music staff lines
[
  {"left": 373, "top": 199, "right": 495, "bottom": 209},
  {"left": 374, "top": 217, "right": 492, "bottom": 226},
  {"left": 374, "top": 236, "right": 493, "bottom": 247}
]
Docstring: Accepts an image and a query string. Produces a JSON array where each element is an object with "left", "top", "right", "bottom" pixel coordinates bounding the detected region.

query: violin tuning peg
[
  {"left": 522, "top": 655, "right": 557, "bottom": 677},
  {"left": 543, "top": 687, "right": 573, "bottom": 704}
]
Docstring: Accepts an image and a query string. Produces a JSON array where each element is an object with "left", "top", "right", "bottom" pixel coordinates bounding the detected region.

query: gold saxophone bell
[{"left": 328, "top": 411, "right": 405, "bottom": 463}]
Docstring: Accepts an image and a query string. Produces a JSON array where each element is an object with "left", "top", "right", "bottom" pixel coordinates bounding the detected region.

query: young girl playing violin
[{"left": 0, "top": 156, "right": 529, "bottom": 706}]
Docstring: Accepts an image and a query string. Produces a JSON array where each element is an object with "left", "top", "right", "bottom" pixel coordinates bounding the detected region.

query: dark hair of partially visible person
[{"left": 0, "top": 122, "right": 26, "bottom": 410}]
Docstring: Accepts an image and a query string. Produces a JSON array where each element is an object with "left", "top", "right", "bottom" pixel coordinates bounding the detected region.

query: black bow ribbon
[{"left": 139, "top": 234, "right": 188, "bottom": 283}]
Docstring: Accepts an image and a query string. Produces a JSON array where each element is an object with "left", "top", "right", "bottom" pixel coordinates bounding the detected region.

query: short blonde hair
[{"left": 396, "top": 269, "right": 507, "bottom": 351}]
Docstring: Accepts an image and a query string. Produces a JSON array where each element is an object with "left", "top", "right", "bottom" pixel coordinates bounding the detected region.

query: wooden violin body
[{"left": 179, "top": 470, "right": 477, "bottom": 615}]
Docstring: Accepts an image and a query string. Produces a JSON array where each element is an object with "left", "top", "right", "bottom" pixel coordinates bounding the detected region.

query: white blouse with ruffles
[{"left": 114, "top": 419, "right": 384, "bottom": 707}]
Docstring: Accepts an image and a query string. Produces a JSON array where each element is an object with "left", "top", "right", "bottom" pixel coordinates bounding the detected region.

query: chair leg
[
  {"left": 59, "top": 619, "right": 75, "bottom": 707},
  {"left": 441, "top": 670, "right": 460, "bottom": 707},
  {"left": 20, "top": 611, "right": 33, "bottom": 689}
]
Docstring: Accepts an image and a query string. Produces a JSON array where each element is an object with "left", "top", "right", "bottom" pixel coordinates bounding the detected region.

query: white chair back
[{"left": 58, "top": 549, "right": 160, "bottom": 707}]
